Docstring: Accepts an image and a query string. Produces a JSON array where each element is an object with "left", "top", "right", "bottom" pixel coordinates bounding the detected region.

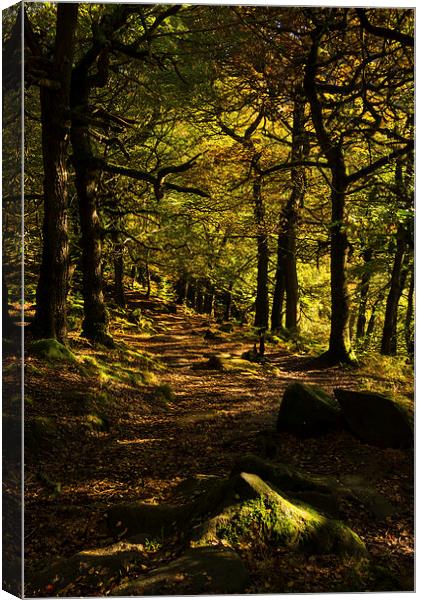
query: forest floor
[{"left": 19, "top": 291, "right": 414, "bottom": 595}]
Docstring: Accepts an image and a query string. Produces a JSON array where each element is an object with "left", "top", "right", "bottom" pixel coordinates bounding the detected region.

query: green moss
[
  {"left": 25, "top": 363, "right": 43, "bottom": 376},
  {"left": 150, "top": 383, "right": 176, "bottom": 406},
  {"left": 29, "top": 339, "right": 76, "bottom": 363},
  {"left": 193, "top": 474, "right": 366, "bottom": 558},
  {"left": 204, "top": 355, "right": 260, "bottom": 373},
  {"left": 85, "top": 413, "right": 110, "bottom": 432}
]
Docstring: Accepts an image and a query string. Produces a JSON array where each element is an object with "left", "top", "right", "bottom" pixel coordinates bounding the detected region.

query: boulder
[
  {"left": 340, "top": 474, "right": 396, "bottom": 520},
  {"left": 192, "top": 472, "right": 366, "bottom": 557},
  {"left": 276, "top": 382, "right": 341, "bottom": 436},
  {"left": 231, "top": 454, "right": 341, "bottom": 496},
  {"left": 218, "top": 323, "right": 234, "bottom": 333},
  {"left": 111, "top": 546, "right": 248, "bottom": 595},
  {"left": 334, "top": 388, "right": 413, "bottom": 449},
  {"left": 194, "top": 354, "right": 259, "bottom": 373},
  {"left": 232, "top": 454, "right": 396, "bottom": 521},
  {"left": 28, "top": 541, "right": 145, "bottom": 596},
  {"left": 163, "top": 303, "right": 177, "bottom": 314},
  {"left": 203, "top": 329, "right": 223, "bottom": 341}
]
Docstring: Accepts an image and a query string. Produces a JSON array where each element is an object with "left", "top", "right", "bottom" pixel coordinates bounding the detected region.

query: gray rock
[
  {"left": 334, "top": 388, "right": 413, "bottom": 448},
  {"left": 277, "top": 382, "right": 341, "bottom": 436}
]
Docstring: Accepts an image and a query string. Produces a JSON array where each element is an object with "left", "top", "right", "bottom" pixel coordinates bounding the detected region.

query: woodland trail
[{"left": 24, "top": 293, "right": 414, "bottom": 591}]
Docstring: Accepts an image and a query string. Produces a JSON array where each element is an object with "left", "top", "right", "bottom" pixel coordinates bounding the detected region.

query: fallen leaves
[{"left": 24, "top": 294, "right": 414, "bottom": 595}]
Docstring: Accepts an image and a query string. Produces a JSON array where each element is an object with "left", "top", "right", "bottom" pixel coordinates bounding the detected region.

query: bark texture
[{"left": 33, "top": 4, "right": 78, "bottom": 342}]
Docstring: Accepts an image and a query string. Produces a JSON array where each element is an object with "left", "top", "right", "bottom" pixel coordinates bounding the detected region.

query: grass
[{"left": 77, "top": 341, "right": 163, "bottom": 388}]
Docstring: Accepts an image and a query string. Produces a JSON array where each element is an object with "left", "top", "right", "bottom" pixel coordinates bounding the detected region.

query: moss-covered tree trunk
[{"left": 33, "top": 4, "right": 78, "bottom": 342}]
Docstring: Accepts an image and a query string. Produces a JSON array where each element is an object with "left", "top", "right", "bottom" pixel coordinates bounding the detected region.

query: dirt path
[{"left": 23, "top": 295, "right": 414, "bottom": 591}]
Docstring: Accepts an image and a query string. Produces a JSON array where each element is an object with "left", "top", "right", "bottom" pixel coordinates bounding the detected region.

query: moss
[
  {"left": 203, "top": 355, "right": 260, "bottom": 373},
  {"left": 141, "top": 371, "right": 159, "bottom": 385},
  {"left": 149, "top": 383, "right": 176, "bottom": 407},
  {"left": 25, "top": 363, "right": 43, "bottom": 376},
  {"left": 193, "top": 473, "right": 366, "bottom": 558},
  {"left": 29, "top": 339, "right": 76, "bottom": 363},
  {"left": 85, "top": 413, "right": 110, "bottom": 432}
]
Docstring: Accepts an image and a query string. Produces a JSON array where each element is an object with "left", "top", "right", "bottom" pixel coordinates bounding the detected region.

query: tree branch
[
  {"left": 346, "top": 141, "right": 414, "bottom": 184},
  {"left": 356, "top": 8, "right": 414, "bottom": 48}
]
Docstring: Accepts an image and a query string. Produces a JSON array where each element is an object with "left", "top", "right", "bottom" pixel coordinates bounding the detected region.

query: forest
[{"left": 2, "top": 3, "right": 414, "bottom": 596}]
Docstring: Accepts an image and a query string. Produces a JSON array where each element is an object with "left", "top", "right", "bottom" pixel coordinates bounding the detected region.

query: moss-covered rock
[
  {"left": 27, "top": 541, "right": 145, "bottom": 596},
  {"left": 199, "top": 354, "right": 260, "bottom": 373},
  {"left": 277, "top": 382, "right": 342, "bottom": 436},
  {"left": 231, "top": 454, "right": 341, "bottom": 496},
  {"left": 111, "top": 546, "right": 248, "bottom": 596},
  {"left": 203, "top": 329, "right": 223, "bottom": 341},
  {"left": 29, "top": 339, "right": 76, "bottom": 363},
  {"left": 218, "top": 322, "right": 234, "bottom": 333},
  {"left": 334, "top": 388, "right": 413, "bottom": 449},
  {"left": 231, "top": 455, "right": 395, "bottom": 521},
  {"left": 129, "top": 308, "right": 143, "bottom": 323},
  {"left": 192, "top": 472, "right": 366, "bottom": 557}
]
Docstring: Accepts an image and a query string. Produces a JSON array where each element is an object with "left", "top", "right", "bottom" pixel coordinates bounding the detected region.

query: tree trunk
[
  {"left": 285, "top": 92, "right": 306, "bottom": 334},
  {"left": 70, "top": 74, "right": 112, "bottom": 343},
  {"left": 113, "top": 233, "right": 126, "bottom": 307},
  {"left": 381, "top": 224, "right": 407, "bottom": 355},
  {"left": 33, "top": 4, "right": 78, "bottom": 342},
  {"left": 304, "top": 31, "right": 353, "bottom": 364},
  {"left": 175, "top": 273, "right": 188, "bottom": 304},
  {"left": 186, "top": 280, "right": 196, "bottom": 308},
  {"left": 204, "top": 281, "right": 215, "bottom": 315},
  {"left": 405, "top": 266, "right": 414, "bottom": 356},
  {"left": 253, "top": 178, "right": 269, "bottom": 330},
  {"left": 328, "top": 160, "right": 352, "bottom": 362},
  {"left": 271, "top": 225, "right": 286, "bottom": 332},
  {"left": 144, "top": 255, "right": 151, "bottom": 298},
  {"left": 195, "top": 283, "right": 204, "bottom": 313},
  {"left": 223, "top": 284, "right": 233, "bottom": 321},
  {"left": 356, "top": 248, "right": 373, "bottom": 339},
  {"left": 2, "top": 273, "right": 14, "bottom": 337}
]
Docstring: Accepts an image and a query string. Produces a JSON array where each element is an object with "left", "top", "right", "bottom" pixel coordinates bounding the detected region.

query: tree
[
  {"left": 26, "top": 3, "right": 79, "bottom": 342},
  {"left": 303, "top": 8, "right": 413, "bottom": 363}
]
